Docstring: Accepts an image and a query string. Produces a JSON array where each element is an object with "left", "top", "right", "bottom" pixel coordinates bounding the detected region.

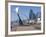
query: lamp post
[{"left": 15, "top": 7, "right": 23, "bottom": 25}]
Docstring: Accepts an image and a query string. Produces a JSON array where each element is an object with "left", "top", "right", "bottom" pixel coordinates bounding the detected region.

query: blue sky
[{"left": 11, "top": 5, "right": 41, "bottom": 21}]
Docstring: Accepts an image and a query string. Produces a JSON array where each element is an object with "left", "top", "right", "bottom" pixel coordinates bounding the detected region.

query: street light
[
  {"left": 15, "top": 7, "right": 23, "bottom": 25},
  {"left": 16, "top": 7, "right": 19, "bottom": 15}
]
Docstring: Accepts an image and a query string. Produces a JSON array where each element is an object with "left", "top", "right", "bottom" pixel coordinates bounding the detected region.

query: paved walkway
[{"left": 11, "top": 23, "right": 41, "bottom": 31}]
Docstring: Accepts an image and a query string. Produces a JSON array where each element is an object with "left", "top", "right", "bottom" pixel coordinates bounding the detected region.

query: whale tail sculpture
[{"left": 29, "top": 9, "right": 36, "bottom": 20}]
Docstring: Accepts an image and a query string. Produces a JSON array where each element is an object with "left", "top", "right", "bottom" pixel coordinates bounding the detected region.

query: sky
[{"left": 11, "top": 5, "right": 41, "bottom": 21}]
